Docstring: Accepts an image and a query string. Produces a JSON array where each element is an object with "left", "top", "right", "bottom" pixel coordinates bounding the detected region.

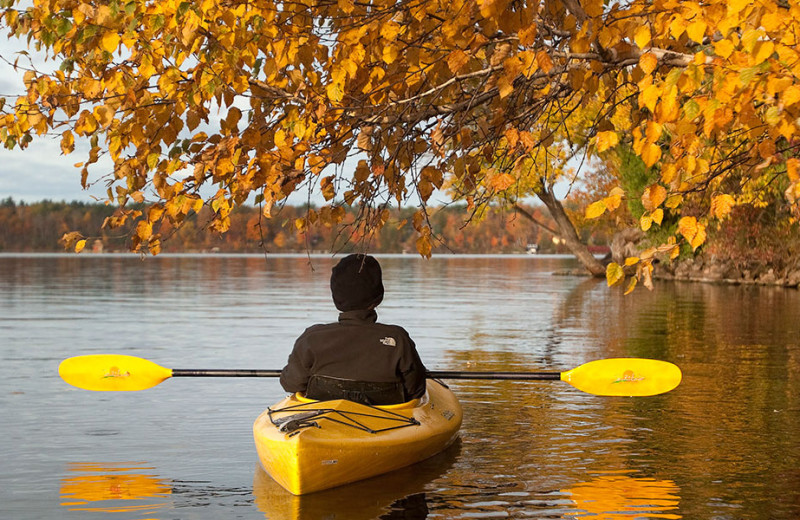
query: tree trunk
[{"left": 536, "top": 187, "right": 607, "bottom": 277}]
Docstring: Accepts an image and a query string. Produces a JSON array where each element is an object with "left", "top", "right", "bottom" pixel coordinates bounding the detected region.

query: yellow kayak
[
  {"left": 253, "top": 379, "right": 462, "bottom": 495},
  {"left": 252, "top": 444, "right": 460, "bottom": 520}
]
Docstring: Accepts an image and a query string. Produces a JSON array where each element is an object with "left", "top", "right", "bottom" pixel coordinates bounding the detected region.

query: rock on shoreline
[
  {"left": 656, "top": 256, "right": 800, "bottom": 288},
  {"left": 554, "top": 259, "right": 800, "bottom": 288},
  {"left": 609, "top": 227, "right": 800, "bottom": 288}
]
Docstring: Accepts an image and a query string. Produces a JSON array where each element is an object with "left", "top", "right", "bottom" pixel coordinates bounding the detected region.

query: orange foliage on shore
[{"left": 0, "top": 198, "right": 577, "bottom": 255}]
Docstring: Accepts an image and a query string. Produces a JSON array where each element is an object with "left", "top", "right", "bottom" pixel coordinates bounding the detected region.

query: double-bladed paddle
[{"left": 58, "top": 355, "right": 681, "bottom": 397}]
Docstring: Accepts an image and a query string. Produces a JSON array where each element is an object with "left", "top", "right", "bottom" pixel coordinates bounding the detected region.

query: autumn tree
[{"left": 2, "top": 0, "right": 799, "bottom": 288}]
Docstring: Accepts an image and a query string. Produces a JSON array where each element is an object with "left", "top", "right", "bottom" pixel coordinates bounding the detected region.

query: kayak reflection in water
[
  {"left": 279, "top": 254, "right": 428, "bottom": 406},
  {"left": 252, "top": 442, "right": 461, "bottom": 520}
]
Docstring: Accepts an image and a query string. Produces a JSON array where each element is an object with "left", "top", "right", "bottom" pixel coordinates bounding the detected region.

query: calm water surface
[{"left": 1, "top": 254, "right": 799, "bottom": 519}]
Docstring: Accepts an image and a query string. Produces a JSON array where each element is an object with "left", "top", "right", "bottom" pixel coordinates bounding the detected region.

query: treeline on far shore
[{"left": 0, "top": 198, "right": 603, "bottom": 255}]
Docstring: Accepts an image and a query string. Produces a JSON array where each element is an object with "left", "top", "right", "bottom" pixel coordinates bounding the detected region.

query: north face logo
[{"left": 380, "top": 337, "right": 397, "bottom": 347}]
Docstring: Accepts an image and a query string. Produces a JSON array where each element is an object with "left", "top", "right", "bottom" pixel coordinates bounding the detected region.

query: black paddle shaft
[
  {"left": 428, "top": 370, "right": 561, "bottom": 381},
  {"left": 172, "top": 369, "right": 561, "bottom": 381},
  {"left": 173, "top": 369, "right": 283, "bottom": 377}
]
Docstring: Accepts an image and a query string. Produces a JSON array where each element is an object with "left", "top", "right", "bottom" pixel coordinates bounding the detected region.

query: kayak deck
[{"left": 253, "top": 379, "right": 462, "bottom": 495}]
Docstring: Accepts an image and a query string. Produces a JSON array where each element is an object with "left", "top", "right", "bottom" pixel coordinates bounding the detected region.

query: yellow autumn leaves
[
  {"left": 595, "top": 132, "right": 619, "bottom": 153},
  {"left": 3, "top": 0, "right": 800, "bottom": 267},
  {"left": 585, "top": 188, "right": 625, "bottom": 220},
  {"left": 587, "top": 185, "right": 736, "bottom": 288},
  {"left": 580, "top": 0, "right": 800, "bottom": 290},
  {"left": 586, "top": 179, "right": 739, "bottom": 289},
  {"left": 100, "top": 31, "right": 121, "bottom": 54}
]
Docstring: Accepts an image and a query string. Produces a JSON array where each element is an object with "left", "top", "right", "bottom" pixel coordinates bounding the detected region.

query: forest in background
[
  {"left": 3, "top": 196, "right": 797, "bottom": 285},
  {"left": 0, "top": 197, "right": 606, "bottom": 255}
]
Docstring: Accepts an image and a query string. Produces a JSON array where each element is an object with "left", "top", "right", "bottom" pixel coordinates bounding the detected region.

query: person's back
[{"left": 279, "top": 255, "right": 427, "bottom": 405}]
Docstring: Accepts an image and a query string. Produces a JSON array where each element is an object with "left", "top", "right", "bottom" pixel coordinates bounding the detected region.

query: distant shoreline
[{"left": 0, "top": 252, "right": 581, "bottom": 259}]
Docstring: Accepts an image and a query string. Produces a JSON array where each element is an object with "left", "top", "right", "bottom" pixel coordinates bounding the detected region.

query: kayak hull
[{"left": 253, "top": 379, "right": 462, "bottom": 495}]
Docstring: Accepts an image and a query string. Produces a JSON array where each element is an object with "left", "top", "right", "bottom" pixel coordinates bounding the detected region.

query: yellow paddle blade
[
  {"left": 561, "top": 358, "right": 682, "bottom": 397},
  {"left": 59, "top": 355, "right": 173, "bottom": 391}
]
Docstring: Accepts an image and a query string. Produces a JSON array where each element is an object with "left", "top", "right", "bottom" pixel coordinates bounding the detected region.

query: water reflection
[
  {"left": 383, "top": 473, "right": 681, "bottom": 519},
  {"left": 252, "top": 442, "right": 459, "bottom": 520},
  {"left": 59, "top": 461, "right": 255, "bottom": 518},
  {"left": 59, "top": 462, "right": 171, "bottom": 515},
  {"left": 565, "top": 473, "right": 681, "bottom": 519},
  {"left": 4, "top": 255, "right": 800, "bottom": 519},
  {"left": 252, "top": 447, "right": 681, "bottom": 519}
]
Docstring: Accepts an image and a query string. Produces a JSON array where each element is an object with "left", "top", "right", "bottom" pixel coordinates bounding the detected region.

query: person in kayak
[{"left": 279, "top": 254, "right": 428, "bottom": 405}]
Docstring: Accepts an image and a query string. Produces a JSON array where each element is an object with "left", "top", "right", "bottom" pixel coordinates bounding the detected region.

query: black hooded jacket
[{"left": 279, "top": 309, "right": 427, "bottom": 401}]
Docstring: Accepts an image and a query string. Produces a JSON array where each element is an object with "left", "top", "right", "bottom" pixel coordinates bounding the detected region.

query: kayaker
[{"left": 279, "top": 254, "right": 428, "bottom": 405}]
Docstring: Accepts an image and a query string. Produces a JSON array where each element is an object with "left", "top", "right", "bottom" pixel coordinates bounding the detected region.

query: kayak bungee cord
[{"left": 268, "top": 403, "right": 421, "bottom": 436}]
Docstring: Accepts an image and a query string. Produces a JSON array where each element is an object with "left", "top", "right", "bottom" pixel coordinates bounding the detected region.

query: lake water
[{"left": 1, "top": 254, "right": 799, "bottom": 519}]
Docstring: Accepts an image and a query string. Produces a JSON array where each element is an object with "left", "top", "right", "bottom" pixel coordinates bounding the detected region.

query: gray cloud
[{"left": 0, "top": 139, "right": 107, "bottom": 202}]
